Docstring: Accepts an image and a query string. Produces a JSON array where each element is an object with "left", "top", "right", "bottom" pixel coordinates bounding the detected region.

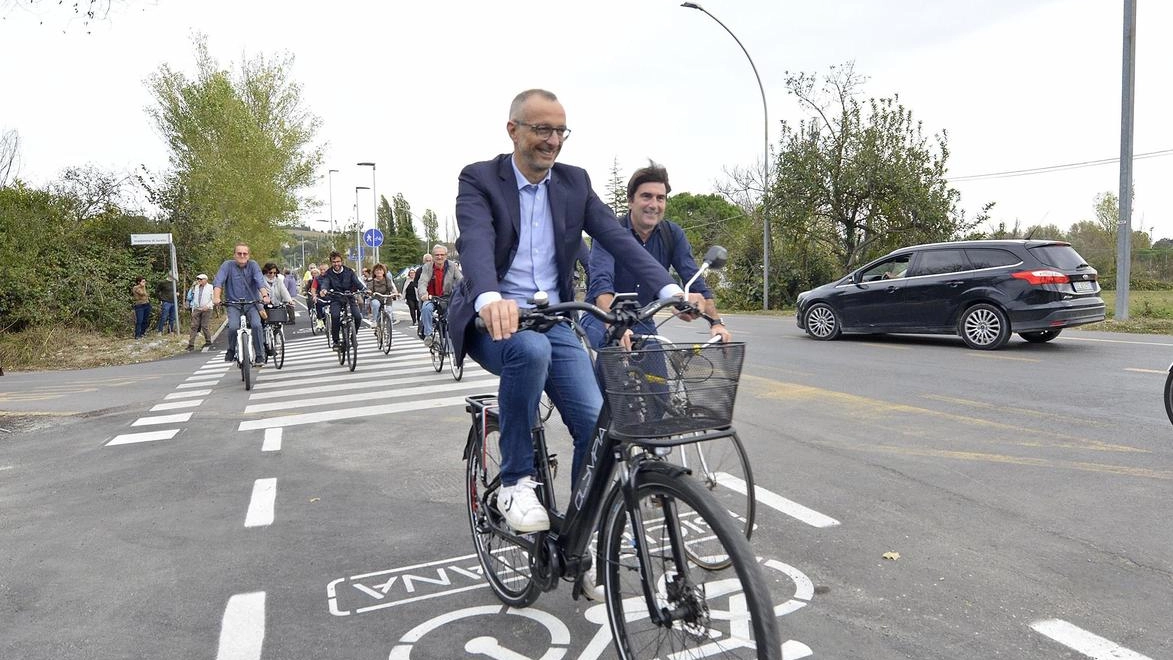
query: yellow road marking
[
  {"left": 855, "top": 444, "right": 1173, "bottom": 480},
  {"left": 742, "top": 375, "right": 1146, "bottom": 454}
]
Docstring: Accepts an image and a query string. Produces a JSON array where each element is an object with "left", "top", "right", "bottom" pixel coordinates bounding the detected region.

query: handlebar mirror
[{"left": 703, "top": 246, "right": 728, "bottom": 270}]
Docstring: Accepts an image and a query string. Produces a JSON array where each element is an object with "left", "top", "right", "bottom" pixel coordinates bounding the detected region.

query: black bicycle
[
  {"left": 372, "top": 292, "right": 397, "bottom": 355},
  {"left": 322, "top": 290, "right": 360, "bottom": 372},
  {"left": 426, "top": 295, "right": 462, "bottom": 381},
  {"left": 261, "top": 304, "right": 289, "bottom": 370},
  {"left": 464, "top": 247, "right": 780, "bottom": 659}
]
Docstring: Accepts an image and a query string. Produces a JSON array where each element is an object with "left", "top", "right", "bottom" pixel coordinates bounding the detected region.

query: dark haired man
[
  {"left": 318, "top": 251, "right": 367, "bottom": 346},
  {"left": 583, "top": 161, "right": 731, "bottom": 348}
]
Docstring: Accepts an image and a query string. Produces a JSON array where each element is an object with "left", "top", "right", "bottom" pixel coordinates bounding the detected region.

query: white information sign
[{"left": 130, "top": 233, "right": 173, "bottom": 245}]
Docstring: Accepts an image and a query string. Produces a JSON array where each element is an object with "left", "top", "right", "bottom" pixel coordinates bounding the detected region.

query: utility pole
[{"left": 1115, "top": 0, "right": 1136, "bottom": 320}]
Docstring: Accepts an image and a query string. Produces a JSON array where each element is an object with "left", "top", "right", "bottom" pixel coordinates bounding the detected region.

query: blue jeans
[
  {"left": 466, "top": 322, "right": 603, "bottom": 487},
  {"left": 226, "top": 304, "right": 264, "bottom": 362},
  {"left": 133, "top": 303, "right": 151, "bottom": 338},
  {"left": 420, "top": 300, "right": 438, "bottom": 337},
  {"left": 579, "top": 313, "right": 657, "bottom": 350},
  {"left": 156, "top": 301, "right": 176, "bottom": 333}
]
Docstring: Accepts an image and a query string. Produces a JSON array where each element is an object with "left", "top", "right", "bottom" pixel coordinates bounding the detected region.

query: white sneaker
[
  {"left": 496, "top": 477, "right": 549, "bottom": 532},
  {"left": 424, "top": 334, "right": 434, "bottom": 348},
  {"left": 580, "top": 561, "right": 604, "bottom": 601}
]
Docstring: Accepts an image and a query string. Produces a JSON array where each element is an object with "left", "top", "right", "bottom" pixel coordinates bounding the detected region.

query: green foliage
[
  {"left": 772, "top": 62, "right": 974, "bottom": 274},
  {"left": 143, "top": 34, "right": 323, "bottom": 274},
  {"left": 0, "top": 181, "right": 159, "bottom": 335},
  {"left": 421, "top": 209, "right": 439, "bottom": 247}
]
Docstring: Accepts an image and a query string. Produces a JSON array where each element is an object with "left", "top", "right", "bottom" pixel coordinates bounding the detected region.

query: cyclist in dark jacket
[{"left": 318, "top": 251, "right": 367, "bottom": 346}]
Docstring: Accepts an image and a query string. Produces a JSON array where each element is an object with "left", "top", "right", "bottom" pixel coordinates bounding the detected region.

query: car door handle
[
  {"left": 886, "top": 286, "right": 899, "bottom": 293},
  {"left": 946, "top": 280, "right": 965, "bottom": 287}
]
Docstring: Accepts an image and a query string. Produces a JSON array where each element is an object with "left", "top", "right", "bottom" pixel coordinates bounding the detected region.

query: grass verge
[{"left": 1, "top": 326, "right": 196, "bottom": 372}]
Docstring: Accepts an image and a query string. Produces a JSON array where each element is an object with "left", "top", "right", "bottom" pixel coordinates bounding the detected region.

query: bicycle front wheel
[
  {"left": 347, "top": 323, "right": 358, "bottom": 372},
  {"left": 600, "top": 469, "right": 780, "bottom": 659},
  {"left": 449, "top": 336, "right": 463, "bottom": 381},
  {"left": 381, "top": 312, "right": 393, "bottom": 354},
  {"left": 465, "top": 420, "right": 541, "bottom": 608},
  {"left": 240, "top": 340, "right": 252, "bottom": 391},
  {"left": 431, "top": 326, "right": 445, "bottom": 372},
  {"left": 676, "top": 432, "right": 755, "bottom": 569},
  {"left": 272, "top": 327, "right": 285, "bottom": 370}
]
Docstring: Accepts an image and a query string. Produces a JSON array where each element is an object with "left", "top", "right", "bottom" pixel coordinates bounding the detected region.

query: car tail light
[{"left": 1011, "top": 270, "right": 1070, "bottom": 285}]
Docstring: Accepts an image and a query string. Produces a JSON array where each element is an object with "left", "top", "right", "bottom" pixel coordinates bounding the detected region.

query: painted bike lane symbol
[{"left": 387, "top": 559, "right": 814, "bottom": 659}]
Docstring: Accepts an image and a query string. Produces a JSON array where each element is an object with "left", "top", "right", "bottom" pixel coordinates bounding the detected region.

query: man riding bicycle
[
  {"left": 318, "top": 251, "right": 366, "bottom": 346},
  {"left": 450, "top": 89, "right": 703, "bottom": 535},
  {"left": 211, "top": 243, "right": 271, "bottom": 366},
  {"left": 417, "top": 244, "right": 462, "bottom": 348},
  {"left": 583, "top": 161, "right": 732, "bottom": 349}
]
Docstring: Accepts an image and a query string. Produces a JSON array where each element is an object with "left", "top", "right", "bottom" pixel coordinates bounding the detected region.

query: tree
[
  {"left": 421, "top": 209, "right": 439, "bottom": 246},
  {"left": 144, "top": 34, "right": 323, "bottom": 274},
  {"left": 606, "top": 156, "right": 627, "bottom": 216},
  {"left": 772, "top": 62, "right": 973, "bottom": 273},
  {"left": 376, "top": 195, "right": 394, "bottom": 237},
  {"left": 0, "top": 129, "right": 19, "bottom": 187}
]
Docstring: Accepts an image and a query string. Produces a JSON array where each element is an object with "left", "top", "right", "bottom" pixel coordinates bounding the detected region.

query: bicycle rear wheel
[
  {"left": 465, "top": 419, "right": 541, "bottom": 608},
  {"left": 600, "top": 469, "right": 779, "bottom": 659},
  {"left": 272, "top": 326, "right": 285, "bottom": 370},
  {"left": 675, "top": 431, "right": 755, "bottom": 569},
  {"left": 347, "top": 323, "right": 358, "bottom": 372}
]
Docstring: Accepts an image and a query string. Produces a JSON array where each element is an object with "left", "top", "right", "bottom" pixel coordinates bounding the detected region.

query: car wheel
[
  {"left": 958, "top": 303, "right": 1010, "bottom": 350},
  {"left": 1019, "top": 329, "right": 1062, "bottom": 343},
  {"left": 804, "top": 303, "right": 841, "bottom": 340}
]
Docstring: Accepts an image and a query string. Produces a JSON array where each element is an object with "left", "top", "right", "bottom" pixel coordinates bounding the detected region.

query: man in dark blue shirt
[
  {"left": 318, "top": 251, "right": 367, "bottom": 346},
  {"left": 212, "top": 243, "right": 271, "bottom": 365},
  {"left": 584, "top": 162, "right": 731, "bottom": 348}
]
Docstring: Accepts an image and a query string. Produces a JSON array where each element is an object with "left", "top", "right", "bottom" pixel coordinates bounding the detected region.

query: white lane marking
[
  {"left": 716, "top": 473, "right": 840, "bottom": 528},
  {"left": 238, "top": 396, "right": 472, "bottom": 431},
  {"left": 249, "top": 365, "right": 458, "bottom": 394},
  {"left": 106, "top": 429, "right": 180, "bottom": 446},
  {"left": 196, "top": 365, "right": 232, "bottom": 373},
  {"left": 1063, "top": 335, "right": 1173, "bottom": 347},
  {"left": 150, "top": 400, "right": 202, "bottom": 412},
  {"left": 1124, "top": 367, "right": 1165, "bottom": 374},
  {"left": 164, "top": 389, "right": 212, "bottom": 400},
  {"left": 215, "top": 591, "right": 266, "bottom": 660},
  {"left": 132, "top": 413, "right": 193, "bottom": 426},
  {"left": 244, "top": 376, "right": 497, "bottom": 413},
  {"left": 244, "top": 478, "right": 277, "bottom": 528},
  {"left": 0, "top": 465, "right": 14, "bottom": 471},
  {"left": 254, "top": 352, "right": 431, "bottom": 377},
  {"left": 177, "top": 381, "right": 219, "bottom": 390},
  {"left": 262, "top": 428, "right": 282, "bottom": 452},
  {"left": 1031, "top": 619, "right": 1152, "bottom": 659},
  {"left": 187, "top": 371, "right": 227, "bottom": 379}
]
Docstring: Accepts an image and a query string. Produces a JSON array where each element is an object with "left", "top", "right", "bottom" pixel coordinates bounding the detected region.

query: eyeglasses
[{"left": 516, "top": 122, "right": 571, "bottom": 141}]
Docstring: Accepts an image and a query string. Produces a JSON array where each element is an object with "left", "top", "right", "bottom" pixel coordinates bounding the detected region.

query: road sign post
[
  {"left": 364, "top": 229, "right": 384, "bottom": 266},
  {"left": 130, "top": 233, "right": 181, "bottom": 333}
]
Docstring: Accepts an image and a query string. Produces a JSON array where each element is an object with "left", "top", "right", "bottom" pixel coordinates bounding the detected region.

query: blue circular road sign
[{"left": 363, "top": 228, "right": 384, "bottom": 248}]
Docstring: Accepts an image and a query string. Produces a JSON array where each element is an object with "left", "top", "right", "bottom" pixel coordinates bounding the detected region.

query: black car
[{"left": 795, "top": 240, "right": 1106, "bottom": 350}]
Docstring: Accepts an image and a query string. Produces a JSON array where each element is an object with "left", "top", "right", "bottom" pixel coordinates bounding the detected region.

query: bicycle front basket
[{"left": 596, "top": 342, "right": 745, "bottom": 441}]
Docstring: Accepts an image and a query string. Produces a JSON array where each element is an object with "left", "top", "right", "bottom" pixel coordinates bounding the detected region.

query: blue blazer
[{"left": 450, "top": 154, "right": 675, "bottom": 364}]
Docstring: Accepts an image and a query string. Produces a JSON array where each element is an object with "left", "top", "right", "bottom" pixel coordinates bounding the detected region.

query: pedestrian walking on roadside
[
  {"left": 186, "top": 273, "right": 214, "bottom": 351},
  {"left": 132, "top": 276, "right": 151, "bottom": 339}
]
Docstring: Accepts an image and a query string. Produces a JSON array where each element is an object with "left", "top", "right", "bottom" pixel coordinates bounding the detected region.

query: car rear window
[
  {"left": 965, "top": 248, "right": 1021, "bottom": 269},
  {"left": 911, "top": 249, "right": 970, "bottom": 276},
  {"left": 1029, "top": 244, "right": 1091, "bottom": 269}
]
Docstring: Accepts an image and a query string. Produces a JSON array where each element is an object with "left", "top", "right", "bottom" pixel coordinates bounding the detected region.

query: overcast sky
[{"left": 2, "top": 0, "right": 1171, "bottom": 246}]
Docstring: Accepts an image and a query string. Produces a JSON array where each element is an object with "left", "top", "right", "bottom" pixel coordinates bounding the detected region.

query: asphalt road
[{"left": 1, "top": 303, "right": 1170, "bottom": 659}]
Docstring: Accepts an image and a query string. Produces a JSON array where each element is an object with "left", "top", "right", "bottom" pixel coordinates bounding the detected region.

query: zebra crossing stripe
[
  {"left": 244, "top": 377, "right": 497, "bottom": 414},
  {"left": 237, "top": 395, "right": 473, "bottom": 431}
]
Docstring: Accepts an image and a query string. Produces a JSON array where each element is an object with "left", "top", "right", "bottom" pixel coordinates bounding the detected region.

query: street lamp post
[
  {"left": 681, "top": 2, "right": 770, "bottom": 310},
  {"left": 357, "top": 162, "right": 378, "bottom": 264},
  {"left": 355, "top": 186, "right": 370, "bottom": 270},
  {"left": 328, "top": 168, "right": 340, "bottom": 234}
]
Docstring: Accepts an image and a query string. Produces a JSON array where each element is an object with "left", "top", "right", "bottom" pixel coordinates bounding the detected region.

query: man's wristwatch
[{"left": 709, "top": 318, "right": 726, "bottom": 328}]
